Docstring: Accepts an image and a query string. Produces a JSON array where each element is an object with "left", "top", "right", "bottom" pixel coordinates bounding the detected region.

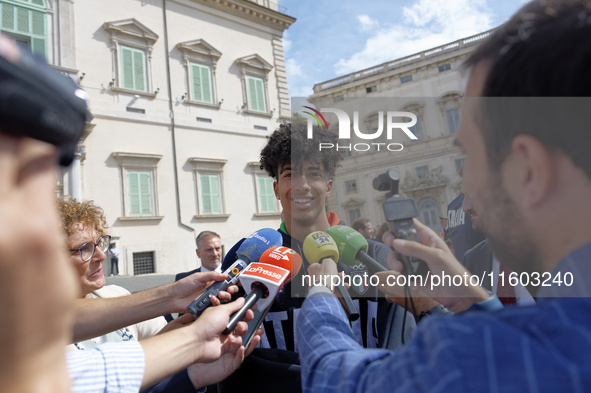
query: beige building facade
[
  {"left": 0, "top": 0, "right": 294, "bottom": 274},
  {"left": 308, "top": 30, "right": 493, "bottom": 235}
]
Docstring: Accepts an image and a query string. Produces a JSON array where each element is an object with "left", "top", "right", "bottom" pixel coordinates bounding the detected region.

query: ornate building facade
[
  {"left": 308, "top": 30, "right": 493, "bottom": 234},
  {"left": 0, "top": 0, "right": 294, "bottom": 274}
]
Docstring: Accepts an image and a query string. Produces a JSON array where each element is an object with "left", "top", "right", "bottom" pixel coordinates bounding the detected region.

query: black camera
[
  {"left": 0, "top": 44, "right": 88, "bottom": 166},
  {"left": 373, "top": 169, "right": 429, "bottom": 276}
]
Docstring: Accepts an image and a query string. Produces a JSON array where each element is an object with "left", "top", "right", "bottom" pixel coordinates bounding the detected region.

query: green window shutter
[
  {"left": 128, "top": 172, "right": 140, "bottom": 216},
  {"left": 247, "top": 76, "right": 266, "bottom": 113},
  {"left": 191, "top": 63, "right": 212, "bottom": 103},
  {"left": 16, "top": 6, "right": 28, "bottom": 33},
  {"left": 2, "top": 4, "right": 15, "bottom": 30},
  {"left": 0, "top": 3, "right": 47, "bottom": 57},
  {"left": 258, "top": 177, "right": 275, "bottom": 213},
  {"left": 121, "top": 47, "right": 134, "bottom": 90},
  {"left": 120, "top": 45, "right": 147, "bottom": 92},
  {"left": 133, "top": 49, "right": 146, "bottom": 92},
  {"left": 128, "top": 171, "right": 152, "bottom": 216},
  {"left": 139, "top": 173, "right": 152, "bottom": 215},
  {"left": 201, "top": 174, "right": 221, "bottom": 214},
  {"left": 191, "top": 64, "right": 203, "bottom": 102}
]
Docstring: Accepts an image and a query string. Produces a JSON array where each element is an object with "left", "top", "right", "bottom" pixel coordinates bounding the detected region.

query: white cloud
[
  {"left": 358, "top": 14, "right": 379, "bottom": 32},
  {"left": 286, "top": 58, "right": 304, "bottom": 79},
  {"left": 283, "top": 31, "right": 292, "bottom": 54},
  {"left": 335, "top": 0, "right": 493, "bottom": 75}
]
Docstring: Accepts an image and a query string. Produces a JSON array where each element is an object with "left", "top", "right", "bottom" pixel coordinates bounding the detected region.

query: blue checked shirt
[
  {"left": 297, "top": 242, "right": 591, "bottom": 393},
  {"left": 67, "top": 341, "right": 144, "bottom": 393}
]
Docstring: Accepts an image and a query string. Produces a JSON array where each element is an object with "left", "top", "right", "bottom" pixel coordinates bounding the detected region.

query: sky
[{"left": 279, "top": 0, "right": 530, "bottom": 98}]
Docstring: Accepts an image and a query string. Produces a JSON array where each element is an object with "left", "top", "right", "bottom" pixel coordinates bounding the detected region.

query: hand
[
  {"left": 306, "top": 259, "right": 340, "bottom": 291},
  {"left": 381, "top": 218, "right": 488, "bottom": 313},
  {"left": 187, "top": 326, "right": 263, "bottom": 388},
  {"left": 375, "top": 269, "right": 440, "bottom": 316},
  {"left": 0, "top": 98, "right": 77, "bottom": 391},
  {"left": 167, "top": 271, "right": 239, "bottom": 313},
  {"left": 157, "top": 313, "right": 195, "bottom": 335},
  {"left": 191, "top": 296, "right": 257, "bottom": 363}
]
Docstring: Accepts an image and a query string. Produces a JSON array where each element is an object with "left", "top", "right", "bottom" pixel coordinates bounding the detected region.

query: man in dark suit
[
  {"left": 165, "top": 231, "right": 222, "bottom": 322},
  {"left": 176, "top": 231, "right": 223, "bottom": 280}
]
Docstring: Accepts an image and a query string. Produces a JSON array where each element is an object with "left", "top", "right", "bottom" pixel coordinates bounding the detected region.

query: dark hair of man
[
  {"left": 352, "top": 217, "right": 371, "bottom": 232},
  {"left": 464, "top": 0, "right": 591, "bottom": 179},
  {"left": 195, "top": 230, "right": 220, "bottom": 248},
  {"left": 260, "top": 121, "right": 343, "bottom": 180}
]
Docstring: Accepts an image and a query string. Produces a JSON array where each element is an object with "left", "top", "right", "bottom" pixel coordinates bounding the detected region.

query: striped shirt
[{"left": 67, "top": 341, "right": 144, "bottom": 393}]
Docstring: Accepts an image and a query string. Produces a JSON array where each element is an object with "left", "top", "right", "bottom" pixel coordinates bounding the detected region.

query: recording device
[
  {"left": 0, "top": 43, "right": 88, "bottom": 166},
  {"left": 303, "top": 231, "right": 359, "bottom": 321},
  {"left": 187, "top": 228, "right": 282, "bottom": 318},
  {"left": 373, "top": 168, "right": 429, "bottom": 276},
  {"left": 326, "top": 225, "right": 387, "bottom": 274},
  {"left": 223, "top": 246, "right": 302, "bottom": 335}
]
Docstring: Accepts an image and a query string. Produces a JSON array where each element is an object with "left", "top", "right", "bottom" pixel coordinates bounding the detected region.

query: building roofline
[{"left": 312, "top": 29, "right": 495, "bottom": 94}]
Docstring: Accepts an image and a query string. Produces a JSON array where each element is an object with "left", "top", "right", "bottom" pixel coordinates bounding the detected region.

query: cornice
[{"left": 194, "top": 0, "right": 295, "bottom": 31}]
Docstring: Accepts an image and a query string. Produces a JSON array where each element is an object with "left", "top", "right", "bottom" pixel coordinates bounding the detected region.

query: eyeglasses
[{"left": 70, "top": 235, "right": 111, "bottom": 262}]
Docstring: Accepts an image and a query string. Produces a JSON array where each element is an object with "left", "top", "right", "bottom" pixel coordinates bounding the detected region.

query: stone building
[
  {"left": 307, "top": 30, "right": 493, "bottom": 235},
  {"left": 0, "top": 0, "right": 294, "bottom": 274}
]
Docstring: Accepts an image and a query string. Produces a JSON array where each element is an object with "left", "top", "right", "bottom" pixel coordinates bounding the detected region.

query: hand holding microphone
[
  {"left": 223, "top": 246, "right": 302, "bottom": 335},
  {"left": 187, "top": 228, "right": 282, "bottom": 318},
  {"left": 303, "top": 231, "right": 360, "bottom": 322}
]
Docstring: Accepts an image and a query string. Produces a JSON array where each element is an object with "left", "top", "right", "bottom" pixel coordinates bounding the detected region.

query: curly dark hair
[{"left": 260, "top": 122, "right": 343, "bottom": 180}]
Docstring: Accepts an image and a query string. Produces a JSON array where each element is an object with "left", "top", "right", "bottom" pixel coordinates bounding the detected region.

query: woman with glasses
[{"left": 57, "top": 196, "right": 166, "bottom": 350}]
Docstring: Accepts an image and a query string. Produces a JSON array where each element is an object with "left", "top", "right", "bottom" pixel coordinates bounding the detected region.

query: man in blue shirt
[{"left": 296, "top": 0, "right": 591, "bottom": 391}]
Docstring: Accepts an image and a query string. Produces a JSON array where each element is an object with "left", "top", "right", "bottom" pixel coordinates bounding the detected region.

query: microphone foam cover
[
  {"left": 236, "top": 228, "right": 283, "bottom": 263},
  {"left": 303, "top": 231, "right": 339, "bottom": 264},
  {"left": 326, "top": 226, "right": 369, "bottom": 266},
  {"left": 260, "top": 246, "right": 302, "bottom": 282}
]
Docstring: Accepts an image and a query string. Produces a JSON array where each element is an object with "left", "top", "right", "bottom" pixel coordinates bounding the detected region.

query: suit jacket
[
  {"left": 175, "top": 267, "right": 202, "bottom": 282},
  {"left": 462, "top": 239, "right": 493, "bottom": 291}
]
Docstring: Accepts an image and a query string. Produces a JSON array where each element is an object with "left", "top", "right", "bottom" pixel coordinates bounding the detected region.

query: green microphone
[
  {"left": 303, "top": 231, "right": 359, "bottom": 321},
  {"left": 326, "top": 226, "right": 388, "bottom": 274}
]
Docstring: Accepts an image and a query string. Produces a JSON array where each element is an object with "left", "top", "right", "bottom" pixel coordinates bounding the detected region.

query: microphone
[
  {"left": 223, "top": 246, "right": 302, "bottom": 334},
  {"left": 326, "top": 226, "right": 387, "bottom": 274},
  {"left": 303, "top": 231, "right": 359, "bottom": 322},
  {"left": 187, "top": 228, "right": 282, "bottom": 318}
]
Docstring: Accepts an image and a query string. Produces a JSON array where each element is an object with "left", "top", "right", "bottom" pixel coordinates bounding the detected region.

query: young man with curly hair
[{"left": 219, "top": 122, "right": 414, "bottom": 393}]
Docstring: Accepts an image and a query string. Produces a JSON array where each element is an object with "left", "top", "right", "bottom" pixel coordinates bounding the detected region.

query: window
[
  {"left": 0, "top": 0, "right": 47, "bottom": 57},
  {"left": 133, "top": 251, "right": 154, "bottom": 275},
  {"left": 366, "top": 85, "right": 377, "bottom": 94},
  {"left": 248, "top": 162, "right": 280, "bottom": 216},
  {"left": 438, "top": 63, "right": 451, "bottom": 72},
  {"left": 236, "top": 54, "right": 273, "bottom": 116},
  {"left": 258, "top": 177, "right": 277, "bottom": 213},
  {"left": 400, "top": 75, "right": 413, "bottom": 84},
  {"left": 177, "top": 39, "right": 221, "bottom": 107},
  {"left": 333, "top": 95, "right": 344, "bottom": 103},
  {"left": 103, "top": 19, "right": 158, "bottom": 96},
  {"left": 247, "top": 76, "right": 266, "bottom": 113},
  {"left": 345, "top": 180, "right": 358, "bottom": 194},
  {"left": 189, "top": 158, "right": 228, "bottom": 217},
  {"left": 410, "top": 118, "right": 423, "bottom": 141},
  {"left": 348, "top": 208, "right": 361, "bottom": 225},
  {"left": 190, "top": 63, "right": 212, "bottom": 103},
  {"left": 112, "top": 152, "right": 162, "bottom": 220},
  {"left": 120, "top": 45, "right": 147, "bottom": 92},
  {"left": 418, "top": 197, "right": 442, "bottom": 233},
  {"left": 365, "top": 112, "right": 386, "bottom": 151},
  {"left": 455, "top": 158, "right": 465, "bottom": 173},
  {"left": 415, "top": 165, "right": 428, "bottom": 179},
  {"left": 446, "top": 108, "right": 460, "bottom": 134},
  {"left": 128, "top": 171, "right": 152, "bottom": 216},
  {"left": 200, "top": 174, "right": 221, "bottom": 214},
  {"left": 437, "top": 92, "right": 462, "bottom": 136}
]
